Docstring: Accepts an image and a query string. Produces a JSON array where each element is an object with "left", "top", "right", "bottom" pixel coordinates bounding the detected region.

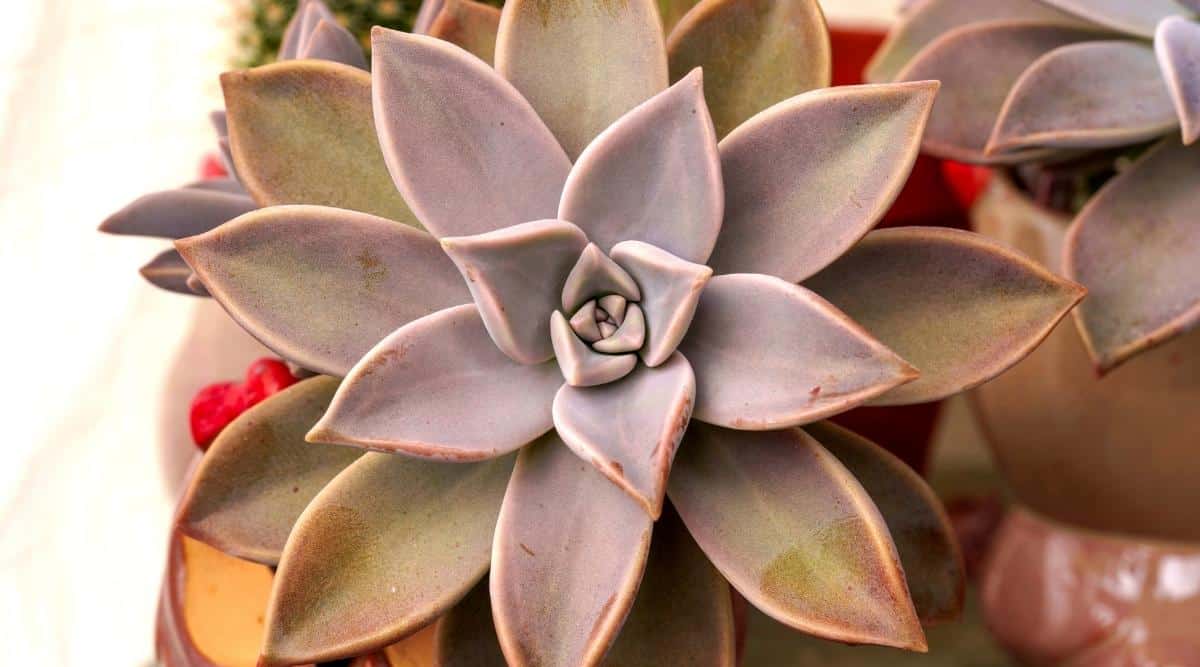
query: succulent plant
[
  {"left": 163, "top": 1, "right": 1090, "bottom": 665},
  {"left": 870, "top": 0, "right": 1200, "bottom": 373}
]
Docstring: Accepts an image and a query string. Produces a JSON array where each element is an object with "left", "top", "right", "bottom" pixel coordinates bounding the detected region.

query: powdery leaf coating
[
  {"left": 100, "top": 187, "right": 256, "bottom": 240},
  {"left": 666, "top": 0, "right": 831, "bottom": 138},
  {"left": 806, "top": 227, "right": 1084, "bottom": 405},
  {"left": 988, "top": 41, "right": 1178, "bottom": 154},
  {"left": 561, "top": 243, "right": 642, "bottom": 313},
  {"left": 441, "top": 220, "right": 589, "bottom": 365},
  {"left": 309, "top": 304, "right": 562, "bottom": 460},
  {"left": 610, "top": 241, "right": 712, "bottom": 367},
  {"left": 896, "top": 21, "right": 1110, "bottom": 163},
  {"left": 371, "top": 29, "right": 570, "bottom": 238},
  {"left": 1156, "top": 17, "right": 1200, "bottom": 145},
  {"left": 426, "top": 0, "right": 503, "bottom": 64},
  {"left": 804, "top": 421, "right": 965, "bottom": 623},
  {"left": 680, "top": 274, "right": 917, "bottom": 430},
  {"left": 1064, "top": 137, "right": 1200, "bottom": 373},
  {"left": 707, "top": 81, "right": 938, "bottom": 282},
  {"left": 280, "top": 0, "right": 335, "bottom": 60},
  {"left": 140, "top": 249, "right": 199, "bottom": 296},
  {"left": 491, "top": 434, "right": 653, "bottom": 667},
  {"left": 552, "top": 353, "right": 695, "bottom": 517},
  {"left": 220, "top": 61, "right": 419, "bottom": 226},
  {"left": 176, "top": 206, "right": 470, "bottom": 377},
  {"left": 495, "top": 0, "right": 669, "bottom": 160},
  {"left": 261, "top": 451, "right": 515, "bottom": 666},
  {"left": 668, "top": 424, "right": 926, "bottom": 651},
  {"left": 176, "top": 377, "right": 361, "bottom": 566},
  {"left": 1038, "top": 0, "right": 1187, "bottom": 37},
  {"left": 300, "top": 19, "right": 370, "bottom": 70},
  {"left": 558, "top": 69, "right": 723, "bottom": 264},
  {"left": 550, "top": 310, "right": 639, "bottom": 387}
]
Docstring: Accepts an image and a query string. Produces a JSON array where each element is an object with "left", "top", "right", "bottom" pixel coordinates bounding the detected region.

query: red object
[
  {"left": 198, "top": 152, "right": 228, "bottom": 180},
  {"left": 188, "top": 358, "right": 298, "bottom": 450},
  {"left": 941, "top": 160, "right": 994, "bottom": 211}
]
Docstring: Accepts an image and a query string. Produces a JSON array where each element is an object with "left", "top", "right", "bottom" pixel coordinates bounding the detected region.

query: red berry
[
  {"left": 941, "top": 160, "right": 993, "bottom": 211},
  {"left": 243, "top": 358, "right": 299, "bottom": 405},
  {"left": 188, "top": 358, "right": 298, "bottom": 451},
  {"left": 198, "top": 152, "right": 228, "bottom": 180}
]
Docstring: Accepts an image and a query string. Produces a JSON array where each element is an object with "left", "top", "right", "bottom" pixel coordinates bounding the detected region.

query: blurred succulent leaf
[
  {"left": 805, "top": 227, "right": 1085, "bottom": 405},
  {"left": 426, "top": 0, "right": 501, "bottom": 64},
  {"left": 300, "top": 19, "right": 370, "bottom": 69},
  {"left": 495, "top": 0, "right": 668, "bottom": 159},
  {"left": 414, "top": 0, "right": 447, "bottom": 34},
  {"left": 707, "top": 81, "right": 937, "bottom": 281},
  {"left": 1038, "top": 0, "right": 1186, "bottom": 38},
  {"left": 666, "top": 0, "right": 831, "bottom": 138},
  {"left": 491, "top": 434, "right": 653, "bottom": 667},
  {"left": 558, "top": 69, "right": 723, "bottom": 264},
  {"left": 803, "top": 421, "right": 965, "bottom": 623},
  {"left": 371, "top": 29, "right": 570, "bottom": 237},
  {"left": 176, "top": 205, "right": 470, "bottom": 377},
  {"left": 658, "top": 0, "right": 703, "bottom": 32},
  {"left": 988, "top": 41, "right": 1177, "bottom": 154},
  {"left": 1064, "top": 136, "right": 1200, "bottom": 372},
  {"left": 100, "top": 187, "right": 256, "bottom": 239},
  {"left": 140, "top": 249, "right": 201, "bottom": 296},
  {"left": 680, "top": 274, "right": 918, "bottom": 430},
  {"left": 1156, "top": 16, "right": 1200, "bottom": 145},
  {"left": 177, "top": 377, "right": 361, "bottom": 566},
  {"left": 669, "top": 424, "right": 926, "bottom": 651},
  {"left": 309, "top": 305, "right": 562, "bottom": 460},
  {"left": 221, "top": 60, "right": 419, "bottom": 225},
  {"left": 434, "top": 579, "right": 507, "bottom": 667},
  {"left": 184, "top": 177, "right": 243, "bottom": 194}
]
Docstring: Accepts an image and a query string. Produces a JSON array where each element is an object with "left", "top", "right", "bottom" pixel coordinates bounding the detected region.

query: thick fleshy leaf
[
  {"left": 140, "top": 249, "right": 200, "bottom": 296},
  {"left": 707, "top": 81, "right": 938, "bottom": 281},
  {"left": 866, "top": 0, "right": 1086, "bottom": 83},
  {"left": 372, "top": 28, "right": 570, "bottom": 237},
  {"left": 185, "top": 177, "right": 243, "bottom": 194},
  {"left": 1064, "top": 137, "right": 1200, "bottom": 371},
  {"left": 1038, "top": 0, "right": 1186, "bottom": 38},
  {"left": 279, "top": 0, "right": 329, "bottom": 60},
  {"left": 413, "top": 0, "right": 445, "bottom": 34},
  {"left": 896, "top": 21, "right": 1109, "bottom": 163},
  {"left": 261, "top": 451, "right": 514, "bottom": 666},
  {"left": 988, "top": 41, "right": 1177, "bottom": 154},
  {"left": 442, "top": 220, "right": 589, "bottom": 365},
  {"left": 99, "top": 187, "right": 256, "bottom": 239},
  {"left": 176, "top": 377, "right": 361, "bottom": 566},
  {"left": 591, "top": 304, "right": 646, "bottom": 353},
  {"left": 1156, "top": 17, "right": 1200, "bottom": 145},
  {"left": 669, "top": 424, "right": 926, "bottom": 651},
  {"left": 494, "top": 0, "right": 669, "bottom": 159},
  {"left": 550, "top": 310, "right": 639, "bottom": 387},
  {"left": 666, "top": 0, "right": 831, "bottom": 138},
  {"left": 561, "top": 243, "right": 643, "bottom": 313},
  {"left": 679, "top": 274, "right": 917, "bottom": 430},
  {"left": 309, "top": 304, "right": 562, "bottom": 460},
  {"left": 805, "top": 227, "right": 1085, "bottom": 405},
  {"left": 804, "top": 421, "right": 965, "bottom": 623},
  {"left": 210, "top": 108, "right": 228, "bottom": 139},
  {"left": 427, "top": 0, "right": 501, "bottom": 64},
  {"left": 552, "top": 353, "right": 695, "bottom": 517},
  {"left": 221, "top": 60, "right": 419, "bottom": 226},
  {"left": 558, "top": 70, "right": 723, "bottom": 264},
  {"left": 491, "top": 434, "right": 653, "bottom": 667},
  {"left": 300, "top": 19, "right": 369, "bottom": 70},
  {"left": 658, "top": 0, "right": 703, "bottom": 32},
  {"left": 177, "top": 206, "right": 470, "bottom": 377},
  {"left": 610, "top": 241, "right": 712, "bottom": 367}
]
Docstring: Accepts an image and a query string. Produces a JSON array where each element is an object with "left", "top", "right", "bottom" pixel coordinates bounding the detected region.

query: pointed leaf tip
[{"left": 1156, "top": 16, "right": 1200, "bottom": 146}]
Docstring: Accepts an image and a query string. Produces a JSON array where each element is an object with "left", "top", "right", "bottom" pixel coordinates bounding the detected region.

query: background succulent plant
[
  {"left": 167, "top": 1, "right": 1087, "bottom": 665},
  {"left": 870, "top": 0, "right": 1200, "bottom": 373}
]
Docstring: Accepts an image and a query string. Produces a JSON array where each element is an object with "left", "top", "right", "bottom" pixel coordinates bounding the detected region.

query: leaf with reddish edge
[
  {"left": 140, "top": 249, "right": 200, "bottom": 296},
  {"left": 495, "top": 0, "right": 668, "bottom": 160},
  {"left": 1156, "top": 17, "right": 1200, "bottom": 146},
  {"left": 610, "top": 241, "right": 712, "bottom": 367},
  {"left": 666, "top": 0, "right": 831, "bottom": 139},
  {"left": 707, "top": 81, "right": 938, "bottom": 282},
  {"left": 426, "top": 0, "right": 501, "bottom": 64},
  {"left": 177, "top": 206, "right": 471, "bottom": 378},
  {"left": 1038, "top": 0, "right": 1186, "bottom": 38},
  {"left": 309, "top": 305, "right": 563, "bottom": 461},
  {"left": 221, "top": 61, "right": 419, "bottom": 226},
  {"left": 491, "top": 434, "right": 653, "bottom": 667},
  {"left": 100, "top": 187, "right": 256, "bottom": 239},
  {"left": 679, "top": 274, "right": 918, "bottom": 431},
  {"left": 668, "top": 424, "right": 927, "bottom": 652},
  {"left": 803, "top": 421, "right": 965, "bottom": 623},
  {"left": 261, "top": 451, "right": 515, "bottom": 666},
  {"left": 1064, "top": 136, "right": 1200, "bottom": 372},
  {"left": 806, "top": 227, "right": 1085, "bottom": 405}
]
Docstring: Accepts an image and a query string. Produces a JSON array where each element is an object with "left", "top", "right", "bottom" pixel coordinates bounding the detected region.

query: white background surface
[{"left": 0, "top": 1, "right": 897, "bottom": 663}]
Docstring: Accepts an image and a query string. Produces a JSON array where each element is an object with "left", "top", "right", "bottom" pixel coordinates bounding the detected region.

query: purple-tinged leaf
[
  {"left": 100, "top": 187, "right": 256, "bottom": 239},
  {"left": 491, "top": 434, "right": 653, "bottom": 667},
  {"left": 669, "top": 424, "right": 927, "bottom": 651},
  {"left": 177, "top": 205, "right": 470, "bottom": 377},
  {"left": 666, "top": 0, "right": 831, "bottom": 138},
  {"left": 1156, "top": 16, "right": 1200, "bottom": 145},
  {"left": 413, "top": 0, "right": 445, "bottom": 34},
  {"left": 184, "top": 177, "right": 244, "bottom": 195},
  {"left": 707, "top": 81, "right": 938, "bottom": 281},
  {"left": 988, "top": 41, "right": 1177, "bottom": 154},
  {"left": 806, "top": 227, "right": 1085, "bottom": 405},
  {"left": 300, "top": 19, "right": 369, "bottom": 70},
  {"left": 1038, "top": 0, "right": 1186, "bottom": 38},
  {"left": 261, "top": 451, "right": 514, "bottom": 666},
  {"left": 561, "top": 243, "right": 642, "bottom": 314},
  {"left": 309, "top": 304, "right": 562, "bottom": 460},
  {"left": 610, "top": 241, "right": 712, "bottom": 367},
  {"left": 185, "top": 272, "right": 210, "bottom": 297},
  {"left": 426, "top": 0, "right": 501, "bottom": 64},
  {"left": 495, "top": 0, "right": 668, "bottom": 159},
  {"left": 371, "top": 29, "right": 570, "bottom": 237},
  {"left": 209, "top": 109, "right": 228, "bottom": 139},
  {"left": 1064, "top": 137, "right": 1200, "bottom": 372},
  {"left": 176, "top": 377, "right": 361, "bottom": 566},
  {"left": 680, "top": 274, "right": 917, "bottom": 430},
  {"left": 278, "top": 0, "right": 322, "bottom": 60},
  {"left": 550, "top": 310, "right": 639, "bottom": 387},
  {"left": 140, "top": 249, "right": 201, "bottom": 296}
]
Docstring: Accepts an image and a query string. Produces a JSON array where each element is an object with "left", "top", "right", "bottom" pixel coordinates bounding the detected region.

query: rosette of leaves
[
  {"left": 869, "top": 0, "right": 1200, "bottom": 373},
  {"left": 171, "top": 1, "right": 1084, "bottom": 665}
]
